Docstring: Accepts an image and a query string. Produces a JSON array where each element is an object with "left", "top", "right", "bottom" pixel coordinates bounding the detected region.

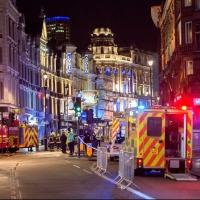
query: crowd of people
[
  {"left": 48, "top": 127, "right": 101, "bottom": 156},
  {"left": 48, "top": 128, "right": 75, "bottom": 156}
]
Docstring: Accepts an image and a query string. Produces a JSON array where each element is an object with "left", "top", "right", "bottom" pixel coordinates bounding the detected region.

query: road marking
[
  {"left": 73, "top": 165, "right": 81, "bottom": 169},
  {"left": 83, "top": 169, "right": 93, "bottom": 174},
  {"left": 91, "top": 164, "right": 154, "bottom": 200},
  {"left": 10, "top": 163, "right": 22, "bottom": 200}
]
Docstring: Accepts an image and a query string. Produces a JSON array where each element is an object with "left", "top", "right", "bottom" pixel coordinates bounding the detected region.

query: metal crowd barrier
[
  {"left": 95, "top": 147, "right": 108, "bottom": 175},
  {"left": 115, "top": 150, "right": 135, "bottom": 189},
  {"left": 77, "top": 136, "right": 108, "bottom": 175}
]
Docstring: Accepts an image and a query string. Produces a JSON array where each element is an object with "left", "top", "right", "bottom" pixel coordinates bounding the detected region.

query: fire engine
[
  {"left": 124, "top": 106, "right": 197, "bottom": 180},
  {"left": 0, "top": 123, "right": 39, "bottom": 153}
]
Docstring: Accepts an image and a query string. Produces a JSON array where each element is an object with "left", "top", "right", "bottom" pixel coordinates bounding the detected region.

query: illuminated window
[
  {"left": 185, "top": 21, "right": 192, "bottom": 44},
  {"left": 105, "top": 67, "right": 111, "bottom": 76},
  {"left": 186, "top": 60, "right": 193, "bottom": 75},
  {"left": 0, "top": 81, "right": 3, "bottom": 99},
  {"left": 196, "top": 24, "right": 200, "bottom": 50},
  {"left": 177, "top": 21, "right": 182, "bottom": 45},
  {"left": 185, "top": 0, "right": 192, "bottom": 6},
  {"left": 116, "top": 99, "right": 120, "bottom": 112},
  {"left": 0, "top": 47, "right": 2, "bottom": 64},
  {"left": 196, "top": 0, "right": 200, "bottom": 9}
]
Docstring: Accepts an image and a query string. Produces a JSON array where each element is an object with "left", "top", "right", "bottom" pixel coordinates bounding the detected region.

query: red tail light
[{"left": 137, "top": 158, "right": 143, "bottom": 168}]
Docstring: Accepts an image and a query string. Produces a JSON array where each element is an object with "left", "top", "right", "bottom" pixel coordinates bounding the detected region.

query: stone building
[
  {"left": 89, "top": 28, "right": 158, "bottom": 118},
  {"left": 151, "top": 0, "right": 200, "bottom": 151},
  {"left": 151, "top": 0, "right": 200, "bottom": 106},
  {"left": 0, "top": 0, "right": 20, "bottom": 115},
  {"left": 89, "top": 28, "right": 158, "bottom": 138}
]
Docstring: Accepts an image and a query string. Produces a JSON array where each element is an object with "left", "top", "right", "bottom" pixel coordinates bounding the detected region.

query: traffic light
[
  {"left": 73, "top": 97, "right": 81, "bottom": 117},
  {"left": 87, "top": 109, "right": 94, "bottom": 124}
]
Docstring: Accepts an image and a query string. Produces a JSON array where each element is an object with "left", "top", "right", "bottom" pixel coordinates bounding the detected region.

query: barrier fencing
[
  {"left": 115, "top": 150, "right": 135, "bottom": 189},
  {"left": 78, "top": 137, "right": 108, "bottom": 175},
  {"left": 95, "top": 147, "right": 108, "bottom": 175},
  {"left": 77, "top": 137, "right": 135, "bottom": 189}
]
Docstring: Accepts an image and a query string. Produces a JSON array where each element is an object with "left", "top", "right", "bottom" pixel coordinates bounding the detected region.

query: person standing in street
[
  {"left": 60, "top": 131, "right": 67, "bottom": 153},
  {"left": 67, "top": 128, "right": 75, "bottom": 156}
]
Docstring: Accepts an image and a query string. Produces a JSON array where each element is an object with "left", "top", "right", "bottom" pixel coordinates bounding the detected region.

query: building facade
[
  {"left": 18, "top": 16, "right": 43, "bottom": 136},
  {"left": 0, "top": 0, "right": 20, "bottom": 116},
  {"left": 89, "top": 28, "right": 158, "bottom": 139},
  {"left": 151, "top": 0, "right": 200, "bottom": 106},
  {"left": 151, "top": 0, "right": 200, "bottom": 151},
  {"left": 46, "top": 16, "right": 71, "bottom": 50}
]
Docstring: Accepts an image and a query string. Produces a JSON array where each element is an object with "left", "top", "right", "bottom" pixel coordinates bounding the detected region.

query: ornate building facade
[{"left": 89, "top": 28, "right": 158, "bottom": 122}]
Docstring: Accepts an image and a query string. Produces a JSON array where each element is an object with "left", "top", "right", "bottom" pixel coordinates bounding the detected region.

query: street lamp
[
  {"left": 148, "top": 60, "right": 153, "bottom": 106},
  {"left": 43, "top": 73, "right": 48, "bottom": 151}
]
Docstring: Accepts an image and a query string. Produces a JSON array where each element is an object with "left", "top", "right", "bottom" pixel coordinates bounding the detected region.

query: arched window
[{"left": 105, "top": 67, "right": 111, "bottom": 76}]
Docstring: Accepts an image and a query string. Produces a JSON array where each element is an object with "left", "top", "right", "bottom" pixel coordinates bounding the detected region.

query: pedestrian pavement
[{"left": 191, "top": 151, "right": 200, "bottom": 177}]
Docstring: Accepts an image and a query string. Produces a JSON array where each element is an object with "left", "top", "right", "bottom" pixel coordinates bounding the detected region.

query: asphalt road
[
  {"left": 1, "top": 151, "right": 200, "bottom": 199},
  {"left": 0, "top": 152, "right": 140, "bottom": 199}
]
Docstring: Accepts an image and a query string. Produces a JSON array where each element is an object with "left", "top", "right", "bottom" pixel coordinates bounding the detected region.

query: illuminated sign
[
  {"left": 81, "top": 90, "right": 99, "bottom": 106},
  {"left": 46, "top": 16, "right": 70, "bottom": 22},
  {"left": 194, "top": 98, "right": 200, "bottom": 105},
  {"left": 129, "top": 99, "right": 138, "bottom": 108},
  {"left": 66, "top": 53, "right": 72, "bottom": 73},
  {"left": 84, "top": 55, "right": 89, "bottom": 73}
]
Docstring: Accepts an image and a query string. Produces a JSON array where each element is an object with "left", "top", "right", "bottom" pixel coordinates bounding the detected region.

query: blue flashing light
[
  {"left": 194, "top": 98, "right": 200, "bottom": 106},
  {"left": 144, "top": 170, "right": 162, "bottom": 176},
  {"left": 46, "top": 16, "right": 70, "bottom": 22},
  {"left": 138, "top": 105, "right": 145, "bottom": 110}
]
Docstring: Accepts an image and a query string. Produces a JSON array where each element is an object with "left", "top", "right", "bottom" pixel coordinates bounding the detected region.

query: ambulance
[{"left": 124, "top": 106, "right": 195, "bottom": 180}]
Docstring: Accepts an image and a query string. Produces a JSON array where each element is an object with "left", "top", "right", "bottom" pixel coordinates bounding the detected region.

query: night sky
[{"left": 16, "top": 0, "right": 163, "bottom": 52}]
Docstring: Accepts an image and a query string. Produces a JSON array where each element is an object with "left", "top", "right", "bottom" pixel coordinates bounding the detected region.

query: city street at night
[
  {"left": 1, "top": 0, "right": 200, "bottom": 199},
  {"left": 1, "top": 151, "right": 200, "bottom": 199}
]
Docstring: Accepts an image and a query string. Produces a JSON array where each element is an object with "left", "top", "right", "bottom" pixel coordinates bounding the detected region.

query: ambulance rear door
[{"left": 138, "top": 110, "right": 165, "bottom": 169}]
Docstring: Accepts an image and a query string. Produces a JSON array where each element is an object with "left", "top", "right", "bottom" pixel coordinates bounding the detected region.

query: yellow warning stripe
[
  {"left": 24, "top": 127, "right": 38, "bottom": 147},
  {"left": 111, "top": 119, "right": 120, "bottom": 141},
  {"left": 142, "top": 112, "right": 165, "bottom": 168},
  {"left": 187, "top": 112, "right": 192, "bottom": 158}
]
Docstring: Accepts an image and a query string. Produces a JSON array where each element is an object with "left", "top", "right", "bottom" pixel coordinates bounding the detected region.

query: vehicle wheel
[
  {"left": 135, "top": 168, "right": 144, "bottom": 176},
  {"left": 8, "top": 148, "right": 14, "bottom": 153}
]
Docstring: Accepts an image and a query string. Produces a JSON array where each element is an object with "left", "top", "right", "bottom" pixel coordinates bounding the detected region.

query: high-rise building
[{"left": 46, "top": 16, "right": 71, "bottom": 49}]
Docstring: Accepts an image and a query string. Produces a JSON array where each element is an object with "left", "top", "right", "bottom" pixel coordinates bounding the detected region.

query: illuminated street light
[{"left": 148, "top": 60, "right": 153, "bottom": 106}]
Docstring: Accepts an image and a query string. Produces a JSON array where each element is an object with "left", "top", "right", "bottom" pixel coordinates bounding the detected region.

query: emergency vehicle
[
  {"left": 19, "top": 124, "right": 39, "bottom": 149},
  {"left": 0, "top": 124, "right": 39, "bottom": 152},
  {"left": 124, "top": 106, "right": 197, "bottom": 180},
  {"left": 109, "top": 118, "right": 125, "bottom": 160}
]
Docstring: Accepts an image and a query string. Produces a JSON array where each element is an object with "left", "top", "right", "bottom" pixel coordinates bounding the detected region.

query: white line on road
[
  {"left": 73, "top": 165, "right": 81, "bottom": 169},
  {"left": 83, "top": 169, "right": 93, "bottom": 174},
  {"left": 91, "top": 164, "right": 154, "bottom": 200}
]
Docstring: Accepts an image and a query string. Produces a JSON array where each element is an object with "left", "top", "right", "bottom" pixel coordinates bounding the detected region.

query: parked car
[{"left": 108, "top": 137, "right": 125, "bottom": 161}]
